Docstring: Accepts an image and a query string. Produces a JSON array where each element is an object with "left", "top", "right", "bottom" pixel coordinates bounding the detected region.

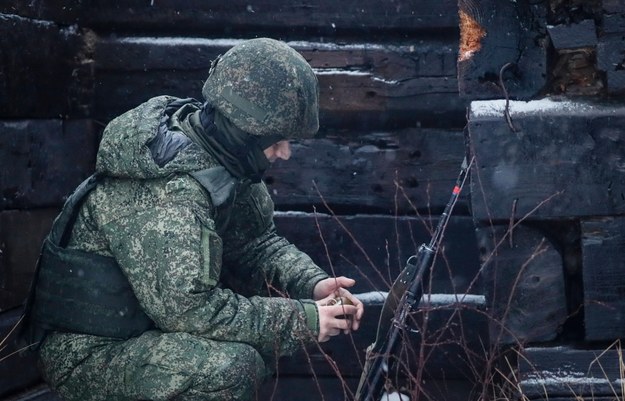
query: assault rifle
[{"left": 354, "top": 156, "right": 472, "bottom": 401}]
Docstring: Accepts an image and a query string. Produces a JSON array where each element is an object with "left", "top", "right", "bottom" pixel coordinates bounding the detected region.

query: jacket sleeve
[
  {"left": 96, "top": 177, "right": 318, "bottom": 357},
  {"left": 219, "top": 182, "right": 329, "bottom": 300}
]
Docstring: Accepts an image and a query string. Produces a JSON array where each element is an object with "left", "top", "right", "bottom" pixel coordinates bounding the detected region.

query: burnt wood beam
[
  {"left": 0, "top": 209, "right": 57, "bottom": 311},
  {"left": 281, "top": 293, "right": 488, "bottom": 381},
  {"left": 468, "top": 99, "right": 625, "bottom": 222},
  {"left": 266, "top": 128, "right": 467, "bottom": 213},
  {"left": 93, "top": 37, "right": 465, "bottom": 128},
  {"left": 0, "top": 120, "right": 98, "bottom": 210},
  {"left": 457, "top": 0, "right": 548, "bottom": 100},
  {"left": 0, "top": 14, "right": 93, "bottom": 118},
  {"left": 582, "top": 217, "right": 625, "bottom": 342},
  {"left": 0, "top": 1, "right": 460, "bottom": 33},
  {"left": 0, "top": 123, "right": 465, "bottom": 212},
  {"left": 518, "top": 346, "right": 625, "bottom": 399},
  {"left": 275, "top": 214, "right": 481, "bottom": 296},
  {"left": 547, "top": 19, "right": 598, "bottom": 51},
  {"left": 597, "top": 12, "right": 625, "bottom": 94},
  {"left": 477, "top": 224, "right": 567, "bottom": 345}
]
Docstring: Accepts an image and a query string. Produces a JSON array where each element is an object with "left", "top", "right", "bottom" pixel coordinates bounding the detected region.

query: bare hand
[
  {"left": 313, "top": 276, "right": 355, "bottom": 300},
  {"left": 316, "top": 300, "right": 359, "bottom": 342},
  {"left": 313, "top": 277, "right": 365, "bottom": 342}
]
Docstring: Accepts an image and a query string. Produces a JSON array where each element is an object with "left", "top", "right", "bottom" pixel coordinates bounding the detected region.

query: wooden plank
[
  {"left": 527, "top": 398, "right": 619, "bottom": 401},
  {"left": 518, "top": 346, "right": 625, "bottom": 399},
  {"left": 547, "top": 19, "right": 597, "bottom": 50},
  {"left": 274, "top": 214, "right": 481, "bottom": 296},
  {"left": 260, "top": 376, "right": 478, "bottom": 401},
  {"left": 458, "top": 0, "right": 548, "bottom": 100},
  {"left": 0, "top": 0, "right": 460, "bottom": 31},
  {"left": 0, "top": 209, "right": 57, "bottom": 311},
  {"left": 597, "top": 13, "right": 625, "bottom": 94},
  {"left": 268, "top": 129, "right": 467, "bottom": 213},
  {"left": 477, "top": 224, "right": 567, "bottom": 344},
  {"left": 281, "top": 293, "right": 488, "bottom": 381},
  {"left": 93, "top": 38, "right": 465, "bottom": 128},
  {"left": 604, "top": 0, "right": 625, "bottom": 13},
  {"left": 1, "top": 123, "right": 467, "bottom": 211},
  {"left": 0, "top": 308, "right": 41, "bottom": 398},
  {"left": 468, "top": 99, "right": 625, "bottom": 221},
  {"left": 582, "top": 217, "right": 625, "bottom": 341},
  {"left": 0, "top": 14, "right": 90, "bottom": 118},
  {"left": 0, "top": 120, "right": 98, "bottom": 209}
]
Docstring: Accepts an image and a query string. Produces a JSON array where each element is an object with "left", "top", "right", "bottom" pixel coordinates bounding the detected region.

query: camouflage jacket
[{"left": 41, "top": 96, "right": 328, "bottom": 359}]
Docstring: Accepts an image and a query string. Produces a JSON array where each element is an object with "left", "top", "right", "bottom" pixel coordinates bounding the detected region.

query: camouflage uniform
[{"left": 38, "top": 89, "right": 328, "bottom": 399}]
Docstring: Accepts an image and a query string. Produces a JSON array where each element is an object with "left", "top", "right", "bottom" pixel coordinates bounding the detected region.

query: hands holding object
[{"left": 313, "top": 276, "right": 365, "bottom": 342}]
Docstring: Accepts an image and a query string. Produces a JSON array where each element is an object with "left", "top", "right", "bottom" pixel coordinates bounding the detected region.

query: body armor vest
[
  {"left": 26, "top": 175, "right": 155, "bottom": 341},
  {"left": 25, "top": 167, "right": 242, "bottom": 342}
]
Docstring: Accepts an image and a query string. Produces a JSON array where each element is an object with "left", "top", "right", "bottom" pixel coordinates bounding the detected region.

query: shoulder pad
[{"left": 190, "top": 166, "right": 237, "bottom": 207}]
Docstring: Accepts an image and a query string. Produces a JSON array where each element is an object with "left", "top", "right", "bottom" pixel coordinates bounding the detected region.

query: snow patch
[
  {"left": 115, "top": 37, "right": 243, "bottom": 46},
  {"left": 355, "top": 292, "right": 485, "bottom": 306},
  {"left": 470, "top": 98, "right": 596, "bottom": 118},
  {"left": 313, "top": 68, "right": 370, "bottom": 76}
]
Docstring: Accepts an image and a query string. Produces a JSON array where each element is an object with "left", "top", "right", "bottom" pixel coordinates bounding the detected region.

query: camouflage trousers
[{"left": 39, "top": 330, "right": 270, "bottom": 401}]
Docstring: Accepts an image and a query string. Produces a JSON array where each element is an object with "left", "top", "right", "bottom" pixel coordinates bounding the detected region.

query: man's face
[{"left": 263, "top": 140, "right": 291, "bottom": 163}]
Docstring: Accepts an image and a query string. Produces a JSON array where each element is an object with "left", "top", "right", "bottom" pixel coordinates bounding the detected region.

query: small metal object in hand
[{"left": 325, "top": 296, "right": 354, "bottom": 306}]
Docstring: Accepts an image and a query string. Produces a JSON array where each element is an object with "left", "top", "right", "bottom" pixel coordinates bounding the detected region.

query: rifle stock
[{"left": 354, "top": 157, "right": 472, "bottom": 401}]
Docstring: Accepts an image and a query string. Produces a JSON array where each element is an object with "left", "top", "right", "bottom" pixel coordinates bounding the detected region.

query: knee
[
  {"left": 131, "top": 333, "right": 269, "bottom": 400},
  {"left": 206, "top": 341, "right": 268, "bottom": 394}
]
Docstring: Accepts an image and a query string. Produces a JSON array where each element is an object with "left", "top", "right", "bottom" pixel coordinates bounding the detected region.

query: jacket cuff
[{"left": 298, "top": 300, "right": 320, "bottom": 335}]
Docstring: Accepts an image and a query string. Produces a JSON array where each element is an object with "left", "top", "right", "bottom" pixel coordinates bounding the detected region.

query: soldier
[{"left": 27, "top": 38, "right": 364, "bottom": 401}]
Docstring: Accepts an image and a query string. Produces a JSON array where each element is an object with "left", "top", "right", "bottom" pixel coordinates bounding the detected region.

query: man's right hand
[{"left": 316, "top": 297, "right": 360, "bottom": 342}]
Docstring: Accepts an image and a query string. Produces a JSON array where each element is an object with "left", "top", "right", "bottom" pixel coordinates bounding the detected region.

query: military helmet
[{"left": 202, "top": 38, "right": 319, "bottom": 139}]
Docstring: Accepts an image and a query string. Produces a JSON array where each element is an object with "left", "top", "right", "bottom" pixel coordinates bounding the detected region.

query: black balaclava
[{"left": 182, "top": 102, "right": 282, "bottom": 183}]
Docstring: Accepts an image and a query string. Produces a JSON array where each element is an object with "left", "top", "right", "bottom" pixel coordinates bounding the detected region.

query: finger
[
  {"left": 329, "top": 304, "right": 358, "bottom": 317},
  {"left": 340, "top": 291, "right": 362, "bottom": 309},
  {"left": 335, "top": 276, "right": 355, "bottom": 288},
  {"left": 332, "top": 317, "right": 354, "bottom": 331},
  {"left": 327, "top": 327, "right": 341, "bottom": 337},
  {"left": 351, "top": 317, "right": 361, "bottom": 331}
]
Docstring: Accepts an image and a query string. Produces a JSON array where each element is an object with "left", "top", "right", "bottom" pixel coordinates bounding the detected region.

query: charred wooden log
[
  {"left": 0, "top": 14, "right": 93, "bottom": 118},
  {"left": 93, "top": 37, "right": 465, "bottom": 128},
  {"left": 281, "top": 292, "right": 488, "bottom": 383},
  {"left": 266, "top": 129, "right": 467, "bottom": 214},
  {"left": 518, "top": 346, "right": 625, "bottom": 400},
  {"left": 275, "top": 214, "right": 481, "bottom": 296},
  {"left": 477, "top": 224, "right": 567, "bottom": 345},
  {"left": 458, "top": 0, "right": 549, "bottom": 100},
  {"left": 0, "top": 120, "right": 98, "bottom": 210},
  {"left": 468, "top": 99, "right": 625, "bottom": 222},
  {"left": 597, "top": 12, "right": 625, "bottom": 95},
  {"left": 0, "top": 0, "right": 460, "bottom": 32},
  {"left": 0, "top": 209, "right": 57, "bottom": 311},
  {"left": 582, "top": 217, "right": 625, "bottom": 342},
  {"left": 547, "top": 19, "right": 597, "bottom": 51}
]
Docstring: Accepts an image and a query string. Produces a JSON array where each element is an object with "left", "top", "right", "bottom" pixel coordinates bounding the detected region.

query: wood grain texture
[
  {"left": 477, "top": 224, "right": 567, "bottom": 344},
  {"left": 582, "top": 217, "right": 625, "bottom": 341}
]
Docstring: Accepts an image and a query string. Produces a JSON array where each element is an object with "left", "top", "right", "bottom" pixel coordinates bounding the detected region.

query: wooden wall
[
  {"left": 461, "top": 1, "right": 625, "bottom": 400},
  {"left": 0, "top": 1, "right": 624, "bottom": 400},
  {"left": 0, "top": 2, "right": 478, "bottom": 400}
]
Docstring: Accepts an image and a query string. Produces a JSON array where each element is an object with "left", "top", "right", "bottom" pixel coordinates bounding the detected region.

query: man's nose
[{"left": 277, "top": 142, "right": 291, "bottom": 160}]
